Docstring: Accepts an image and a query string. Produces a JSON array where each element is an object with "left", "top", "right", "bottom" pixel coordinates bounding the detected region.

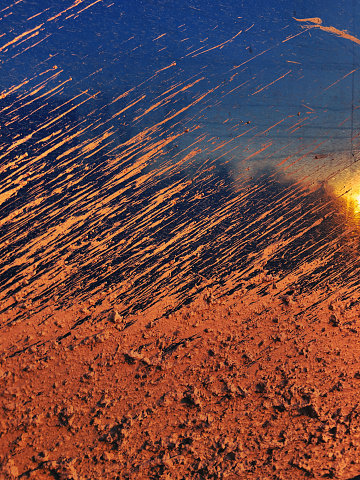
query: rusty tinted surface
[{"left": 0, "top": 1, "right": 360, "bottom": 319}]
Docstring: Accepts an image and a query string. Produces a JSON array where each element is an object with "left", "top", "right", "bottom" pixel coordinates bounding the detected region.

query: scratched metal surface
[{"left": 0, "top": 0, "right": 360, "bottom": 323}]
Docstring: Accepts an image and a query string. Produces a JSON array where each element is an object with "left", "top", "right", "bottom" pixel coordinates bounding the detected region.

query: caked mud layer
[{"left": 1, "top": 277, "right": 360, "bottom": 480}]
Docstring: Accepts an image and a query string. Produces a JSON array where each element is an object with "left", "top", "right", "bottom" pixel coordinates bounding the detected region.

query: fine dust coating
[{"left": 1, "top": 1, "right": 360, "bottom": 479}]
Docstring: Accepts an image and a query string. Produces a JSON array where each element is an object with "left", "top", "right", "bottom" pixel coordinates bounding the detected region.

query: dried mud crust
[{"left": 1, "top": 285, "right": 360, "bottom": 480}]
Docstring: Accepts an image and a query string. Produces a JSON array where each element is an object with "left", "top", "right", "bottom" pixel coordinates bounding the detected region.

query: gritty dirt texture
[{"left": 1, "top": 278, "right": 360, "bottom": 480}]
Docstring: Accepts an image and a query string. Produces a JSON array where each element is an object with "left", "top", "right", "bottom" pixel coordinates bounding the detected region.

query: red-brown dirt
[{"left": 1, "top": 276, "right": 360, "bottom": 480}]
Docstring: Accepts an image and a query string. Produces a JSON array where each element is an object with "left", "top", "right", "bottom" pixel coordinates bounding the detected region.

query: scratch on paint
[
  {"left": 190, "top": 29, "right": 242, "bottom": 57},
  {"left": 153, "top": 33, "right": 167, "bottom": 41},
  {"left": 252, "top": 70, "right": 291, "bottom": 95},
  {"left": 243, "top": 142, "right": 273, "bottom": 161},
  {"left": 47, "top": 0, "right": 83, "bottom": 21},
  {"left": 315, "top": 69, "right": 356, "bottom": 95}
]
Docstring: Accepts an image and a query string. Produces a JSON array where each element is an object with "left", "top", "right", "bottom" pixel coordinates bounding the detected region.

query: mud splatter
[{"left": 1, "top": 2, "right": 360, "bottom": 479}]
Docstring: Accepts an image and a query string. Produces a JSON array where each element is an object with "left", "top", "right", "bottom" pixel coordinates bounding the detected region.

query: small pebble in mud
[
  {"left": 329, "top": 314, "right": 339, "bottom": 326},
  {"left": 108, "top": 310, "right": 123, "bottom": 324},
  {"left": 101, "top": 451, "right": 113, "bottom": 461},
  {"left": 280, "top": 294, "right": 291, "bottom": 305}
]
